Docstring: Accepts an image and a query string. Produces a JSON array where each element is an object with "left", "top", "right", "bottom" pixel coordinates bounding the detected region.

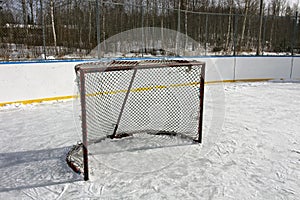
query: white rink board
[
  {"left": 0, "top": 61, "right": 79, "bottom": 103},
  {"left": 199, "top": 57, "right": 235, "bottom": 82},
  {"left": 0, "top": 57, "right": 300, "bottom": 105},
  {"left": 235, "top": 57, "right": 292, "bottom": 80},
  {"left": 292, "top": 57, "right": 300, "bottom": 80}
]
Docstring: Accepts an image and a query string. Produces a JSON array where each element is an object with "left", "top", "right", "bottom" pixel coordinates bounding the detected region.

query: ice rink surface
[{"left": 0, "top": 82, "right": 299, "bottom": 199}]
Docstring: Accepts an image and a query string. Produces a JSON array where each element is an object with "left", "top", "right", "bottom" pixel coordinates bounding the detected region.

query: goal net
[{"left": 68, "top": 59, "right": 205, "bottom": 180}]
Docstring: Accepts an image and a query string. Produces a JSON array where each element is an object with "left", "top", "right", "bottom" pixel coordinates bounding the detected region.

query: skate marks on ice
[
  {"left": 0, "top": 83, "right": 299, "bottom": 199},
  {"left": 217, "top": 82, "right": 300, "bottom": 199},
  {"left": 89, "top": 134, "right": 195, "bottom": 174}
]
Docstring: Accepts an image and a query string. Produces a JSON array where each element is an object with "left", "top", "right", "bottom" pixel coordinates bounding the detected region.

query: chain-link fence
[{"left": 0, "top": 0, "right": 299, "bottom": 61}]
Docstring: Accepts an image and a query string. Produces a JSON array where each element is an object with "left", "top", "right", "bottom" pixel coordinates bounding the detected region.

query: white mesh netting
[{"left": 76, "top": 60, "right": 204, "bottom": 144}]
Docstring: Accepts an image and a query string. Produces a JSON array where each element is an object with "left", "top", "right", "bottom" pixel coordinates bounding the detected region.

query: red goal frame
[{"left": 75, "top": 60, "right": 206, "bottom": 181}]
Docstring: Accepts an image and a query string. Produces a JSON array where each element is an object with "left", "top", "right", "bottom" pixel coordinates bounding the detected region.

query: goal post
[{"left": 70, "top": 59, "right": 205, "bottom": 181}]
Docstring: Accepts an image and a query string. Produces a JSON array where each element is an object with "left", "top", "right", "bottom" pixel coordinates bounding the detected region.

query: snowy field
[{"left": 0, "top": 82, "right": 299, "bottom": 199}]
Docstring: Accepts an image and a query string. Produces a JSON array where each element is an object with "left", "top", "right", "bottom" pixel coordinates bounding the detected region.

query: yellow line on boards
[
  {"left": 205, "top": 78, "right": 273, "bottom": 84},
  {"left": 0, "top": 95, "right": 76, "bottom": 107},
  {"left": 86, "top": 81, "right": 200, "bottom": 98},
  {"left": 0, "top": 78, "right": 275, "bottom": 107}
]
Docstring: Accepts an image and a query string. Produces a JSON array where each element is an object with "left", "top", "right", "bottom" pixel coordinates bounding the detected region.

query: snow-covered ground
[{"left": 0, "top": 82, "right": 299, "bottom": 199}]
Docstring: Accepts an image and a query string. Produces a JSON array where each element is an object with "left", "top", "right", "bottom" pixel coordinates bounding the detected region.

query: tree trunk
[
  {"left": 269, "top": 1, "right": 280, "bottom": 50},
  {"left": 22, "top": 0, "right": 28, "bottom": 25},
  {"left": 50, "top": 0, "right": 57, "bottom": 54},
  {"left": 256, "top": 0, "right": 264, "bottom": 55},
  {"left": 184, "top": 0, "right": 188, "bottom": 51},
  {"left": 225, "top": 0, "right": 233, "bottom": 52},
  {"left": 175, "top": 1, "right": 181, "bottom": 55},
  {"left": 161, "top": 0, "right": 165, "bottom": 50},
  {"left": 102, "top": 1, "right": 106, "bottom": 52},
  {"left": 88, "top": 1, "right": 92, "bottom": 48},
  {"left": 29, "top": 0, "right": 34, "bottom": 24},
  {"left": 240, "top": 0, "right": 250, "bottom": 51}
]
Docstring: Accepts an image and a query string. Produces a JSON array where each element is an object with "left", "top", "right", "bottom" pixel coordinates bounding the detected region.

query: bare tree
[
  {"left": 240, "top": 0, "right": 251, "bottom": 51},
  {"left": 88, "top": 1, "right": 92, "bottom": 48},
  {"left": 1, "top": 0, "right": 299, "bottom": 59},
  {"left": 269, "top": 0, "right": 287, "bottom": 50},
  {"left": 29, "top": 0, "right": 34, "bottom": 24},
  {"left": 175, "top": 0, "right": 181, "bottom": 55},
  {"left": 50, "top": 0, "right": 57, "bottom": 53},
  {"left": 225, "top": 0, "right": 234, "bottom": 51},
  {"left": 21, "top": 0, "right": 28, "bottom": 25},
  {"left": 184, "top": 0, "right": 188, "bottom": 51},
  {"left": 256, "top": 0, "right": 264, "bottom": 55}
]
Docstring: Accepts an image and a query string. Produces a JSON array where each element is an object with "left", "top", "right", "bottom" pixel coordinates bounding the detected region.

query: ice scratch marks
[
  {"left": 290, "top": 149, "right": 300, "bottom": 154},
  {"left": 22, "top": 189, "right": 38, "bottom": 200},
  {"left": 22, "top": 184, "right": 69, "bottom": 200},
  {"left": 87, "top": 183, "right": 104, "bottom": 197},
  {"left": 55, "top": 184, "right": 69, "bottom": 200},
  {"left": 215, "top": 140, "right": 237, "bottom": 156},
  {"left": 281, "top": 188, "right": 296, "bottom": 195}
]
